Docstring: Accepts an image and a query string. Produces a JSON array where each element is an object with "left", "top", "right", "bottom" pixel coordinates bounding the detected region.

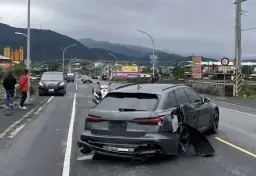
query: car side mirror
[
  {"left": 203, "top": 97, "right": 211, "bottom": 103},
  {"left": 109, "top": 82, "right": 111, "bottom": 85},
  {"left": 97, "top": 82, "right": 100, "bottom": 85}
]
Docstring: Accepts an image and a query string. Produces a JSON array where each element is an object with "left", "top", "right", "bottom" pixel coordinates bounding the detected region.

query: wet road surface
[{"left": 0, "top": 79, "right": 255, "bottom": 176}]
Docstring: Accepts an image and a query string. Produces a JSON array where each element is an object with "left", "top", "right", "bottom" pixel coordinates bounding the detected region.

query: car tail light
[
  {"left": 86, "top": 115, "right": 103, "bottom": 123},
  {"left": 134, "top": 116, "right": 164, "bottom": 126}
]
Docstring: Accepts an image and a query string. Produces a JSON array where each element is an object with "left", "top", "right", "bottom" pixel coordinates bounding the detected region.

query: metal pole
[
  {"left": 62, "top": 44, "right": 76, "bottom": 73},
  {"left": 234, "top": 0, "right": 246, "bottom": 96},
  {"left": 137, "top": 30, "right": 155, "bottom": 77},
  {"left": 26, "top": 0, "right": 31, "bottom": 104},
  {"left": 108, "top": 53, "right": 117, "bottom": 64}
]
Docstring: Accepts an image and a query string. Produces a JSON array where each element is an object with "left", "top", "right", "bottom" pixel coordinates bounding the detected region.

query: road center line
[
  {"left": 62, "top": 93, "right": 77, "bottom": 176},
  {"left": 219, "top": 107, "right": 256, "bottom": 117},
  {"left": 47, "top": 96, "right": 54, "bottom": 103},
  {"left": 215, "top": 137, "right": 256, "bottom": 158}
]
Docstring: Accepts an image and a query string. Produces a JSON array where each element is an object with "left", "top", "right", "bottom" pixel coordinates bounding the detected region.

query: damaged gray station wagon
[{"left": 77, "top": 83, "right": 219, "bottom": 160}]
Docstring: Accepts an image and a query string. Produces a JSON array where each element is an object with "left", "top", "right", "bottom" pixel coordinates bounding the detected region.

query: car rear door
[
  {"left": 173, "top": 88, "right": 198, "bottom": 128},
  {"left": 183, "top": 87, "right": 211, "bottom": 130}
]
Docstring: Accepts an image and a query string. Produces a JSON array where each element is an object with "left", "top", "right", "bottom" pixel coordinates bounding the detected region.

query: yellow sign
[{"left": 121, "top": 66, "right": 138, "bottom": 72}]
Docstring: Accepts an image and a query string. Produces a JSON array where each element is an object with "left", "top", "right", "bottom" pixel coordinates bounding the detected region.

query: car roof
[
  {"left": 112, "top": 83, "right": 184, "bottom": 95},
  {"left": 43, "top": 71, "right": 63, "bottom": 74}
]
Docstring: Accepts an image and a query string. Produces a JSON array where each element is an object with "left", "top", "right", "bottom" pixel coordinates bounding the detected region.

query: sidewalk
[
  {"left": 0, "top": 95, "right": 47, "bottom": 135},
  {"left": 201, "top": 94, "right": 256, "bottom": 108}
]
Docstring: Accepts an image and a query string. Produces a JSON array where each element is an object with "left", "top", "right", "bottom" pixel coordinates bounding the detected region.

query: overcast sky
[{"left": 1, "top": 0, "right": 256, "bottom": 59}]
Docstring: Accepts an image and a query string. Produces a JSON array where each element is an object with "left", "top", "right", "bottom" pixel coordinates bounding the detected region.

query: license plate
[
  {"left": 103, "top": 146, "right": 134, "bottom": 152},
  {"left": 109, "top": 121, "right": 126, "bottom": 131},
  {"left": 48, "top": 89, "right": 54, "bottom": 92}
]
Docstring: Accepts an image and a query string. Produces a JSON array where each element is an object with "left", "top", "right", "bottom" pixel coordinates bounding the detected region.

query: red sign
[
  {"left": 112, "top": 72, "right": 140, "bottom": 78},
  {"left": 192, "top": 56, "right": 202, "bottom": 79},
  {"left": 0, "top": 63, "right": 12, "bottom": 69}
]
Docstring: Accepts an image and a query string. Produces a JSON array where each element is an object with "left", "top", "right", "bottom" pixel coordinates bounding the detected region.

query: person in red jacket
[{"left": 19, "top": 69, "right": 29, "bottom": 109}]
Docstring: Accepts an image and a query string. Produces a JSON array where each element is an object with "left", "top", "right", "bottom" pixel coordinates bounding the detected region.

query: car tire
[
  {"left": 177, "top": 124, "right": 190, "bottom": 156},
  {"left": 39, "top": 93, "right": 44, "bottom": 96},
  {"left": 209, "top": 108, "right": 219, "bottom": 134}
]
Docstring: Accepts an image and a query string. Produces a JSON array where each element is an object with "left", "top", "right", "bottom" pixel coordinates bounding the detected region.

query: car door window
[
  {"left": 164, "top": 91, "right": 177, "bottom": 109},
  {"left": 183, "top": 88, "right": 202, "bottom": 103},
  {"left": 174, "top": 89, "right": 190, "bottom": 105}
]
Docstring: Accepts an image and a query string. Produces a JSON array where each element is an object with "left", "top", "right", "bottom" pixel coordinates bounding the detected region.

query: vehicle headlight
[
  {"left": 59, "top": 81, "right": 65, "bottom": 86},
  {"left": 39, "top": 82, "right": 43, "bottom": 86}
]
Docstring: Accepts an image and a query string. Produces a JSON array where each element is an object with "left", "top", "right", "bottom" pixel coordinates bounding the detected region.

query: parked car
[
  {"left": 38, "top": 71, "right": 66, "bottom": 96},
  {"left": 77, "top": 84, "right": 219, "bottom": 160}
]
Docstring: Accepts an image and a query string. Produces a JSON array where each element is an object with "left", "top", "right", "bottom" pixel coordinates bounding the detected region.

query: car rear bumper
[
  {"left": 38, "top": 86, "right": 65, "bottom": 94},
  {"left": 78, "top": 130, "right": 179, "bottom": 157}
]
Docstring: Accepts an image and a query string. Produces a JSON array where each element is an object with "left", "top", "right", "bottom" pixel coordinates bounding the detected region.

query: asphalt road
[{"left": 0, "top": 78, "right": 255, "bottom": 176}]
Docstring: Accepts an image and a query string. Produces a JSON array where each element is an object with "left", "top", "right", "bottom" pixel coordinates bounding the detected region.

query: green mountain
[{"left": 0, "top": 23, "right": 216, "bottom": 65}]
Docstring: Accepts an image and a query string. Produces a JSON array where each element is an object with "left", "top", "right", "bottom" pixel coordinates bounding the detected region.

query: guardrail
[{"left": 113, "top": 79, "right": 234, "bottom": 97}]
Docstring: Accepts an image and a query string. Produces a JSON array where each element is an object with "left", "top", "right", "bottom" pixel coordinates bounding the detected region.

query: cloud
[{"left": 1, "top": 0, "right": 256, "bottom": 58}]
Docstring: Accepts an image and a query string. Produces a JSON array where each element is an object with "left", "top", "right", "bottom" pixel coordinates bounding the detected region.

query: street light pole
[
  {"left": 62, "top": 44, "right": 76, "bottom": 73},
  {"left": 137, "top": 30, "right": 156, "bottom": 77},
  {"left": 108, "top": 53, "right": 117, "bottom": 64},
  {"left": 26, "top": 0, "right": 31, "bottom": 104}
]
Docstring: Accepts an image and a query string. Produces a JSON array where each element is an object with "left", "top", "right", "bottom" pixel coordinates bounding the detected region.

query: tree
[
  {"left": 142, "top": 67, "right": 151, "bottom": 73},
  {"left": 171, "top": 67, "right": 184, "bottom": 80},
  {"left": 13, "top": 63, "right": 26, "bottom": 76},
  {"left": 0, "top": 67, "right": 4, "bottom": 80},
  {"left": 242, "top": 65, "right": 253, "bottom": 76}
]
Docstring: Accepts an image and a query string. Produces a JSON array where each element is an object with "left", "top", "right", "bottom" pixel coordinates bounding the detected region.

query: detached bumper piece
[{"left": 77, "top": 139, "right": 164, "bottom": 163}]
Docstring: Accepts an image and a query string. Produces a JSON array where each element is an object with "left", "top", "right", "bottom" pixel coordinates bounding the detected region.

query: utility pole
[
  {"left": 26, "top": 0, "right": 31, "bottom": 104},
  {"left": 233, "top": 0, "right": 246, "bottom": 96}
]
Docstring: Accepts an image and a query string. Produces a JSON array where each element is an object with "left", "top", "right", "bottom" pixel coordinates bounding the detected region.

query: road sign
[
  {"left": 151, "top": 59, "right": 158, "bottom": 64},
  {"left": 221, "top": 57, "right": 229, "bottom": 66},
  {"left": 150, "top": 55, "right": 158, "bottom": 61},
  {"left": 24, "top": 59, "right": 31, "bottom": 66}
]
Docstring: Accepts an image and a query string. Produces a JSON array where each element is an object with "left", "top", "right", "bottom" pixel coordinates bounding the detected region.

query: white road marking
[
  {"left": 6, "top": 124, "right": 26, "bottom": 139},
  {"left": 34, "top": 107, "right": 43, "bottom": 115},
  {"left": 213, "top": 99, "right": 255, "bottom": 109},
  {"left": 47, "top": 96, "right": 54, "bottom": 103},
  {"left": 219, "top": 107, "right": 256, "bottom": 117},
  {"left": 217, "top": 97, "right": 227, "bottom": 100},
  {"left": 62, "top": 93, "right": 77, "bottom": 176},
  {"left": 0, "top": 97, "right": 49, "bottom": 139}
]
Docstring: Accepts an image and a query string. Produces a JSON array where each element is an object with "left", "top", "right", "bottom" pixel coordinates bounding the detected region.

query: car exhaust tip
[
  {"left": 131, "top": 156, "right": 148, "bottom": 164},
  {"left": 77, "top": 141, "right": 93, "bottom": 155}
]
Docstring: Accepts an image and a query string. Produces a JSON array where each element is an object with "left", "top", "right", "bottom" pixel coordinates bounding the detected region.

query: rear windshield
[
  {"left": 94, "top": 93, "right": 160, "bottom": 111},
  {"left": 67, "top": 73, "right": 74, "bottom": 76}
]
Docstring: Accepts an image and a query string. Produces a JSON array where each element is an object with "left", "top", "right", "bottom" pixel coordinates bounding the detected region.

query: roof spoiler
[{"left": 115, "top": 83, "right": 138, "bottom": 90}]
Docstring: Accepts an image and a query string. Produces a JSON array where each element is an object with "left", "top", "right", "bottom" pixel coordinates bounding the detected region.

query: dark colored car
[
  {"left": 101, "top": 75, "right": 107, "bottom": 80},
  {"left": 38, "top": 71, "right": 66, "bottom": 96},
  {"left": 77, "top": 84, "right": 219, "bottom": 158},
  {"left": 81, "top": 78, "right": 92, "bottom": 84},
  {"left": 66, "top": 73, "right": 75, "bottom": 82}
]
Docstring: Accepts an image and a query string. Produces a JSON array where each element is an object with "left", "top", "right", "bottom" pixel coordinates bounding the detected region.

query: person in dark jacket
[{"left": 3, "top": 70, "right": 17, "bottom": 109}]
